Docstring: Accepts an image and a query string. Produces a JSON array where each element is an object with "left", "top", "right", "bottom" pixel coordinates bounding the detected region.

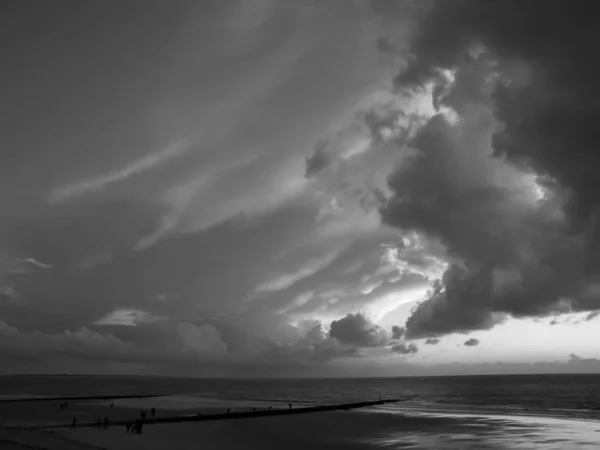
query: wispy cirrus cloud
[
  {"left": 255, "top": 250, "right": 340, "bottom": 293},
  {"left": 50, "top": 139, "right": 191, "bottom": 203}
]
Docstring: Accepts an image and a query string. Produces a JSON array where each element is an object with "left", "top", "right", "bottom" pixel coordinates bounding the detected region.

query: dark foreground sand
[
  {"left": 0, "top": 411, "right": 476, "bottom": 450},
  {"left": 2, "top": 398, "right": 599, "bottom": 449}
]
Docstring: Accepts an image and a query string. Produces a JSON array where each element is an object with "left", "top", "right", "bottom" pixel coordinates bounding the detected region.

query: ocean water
[
  {"left": 2, "top": 374, "right": 599, "bottom": 417},
  {"left": 1, "top": 374, "right": 599, "bottom": 449}
]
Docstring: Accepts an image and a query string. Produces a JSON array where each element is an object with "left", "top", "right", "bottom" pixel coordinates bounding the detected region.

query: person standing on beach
[
  {"left": 96, "top": 418, "right": 101, "bottom": 428},
  {"left": 104, "top": 417, "right": 109, "bottom": 430},
  {"left": 71, "top": 417, "right": 77, "bottom": 429},
  {"left": 288, "top": 403, "right": 292, "bottom": 410},
  {"left": 151, "top": 407, "right": 156, "bottom": 417}
]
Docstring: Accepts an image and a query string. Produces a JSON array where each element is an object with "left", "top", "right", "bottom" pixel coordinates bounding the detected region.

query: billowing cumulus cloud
[
  {"left": 377, "top": 0, "right": 600, "bottom": 339},
  {"left": 464, "top": 338, "right": 480, "bottom": 347},
  {"left": 391, "top": 325, "right": 406, "bottom": 340},
  {"left": 391, "top": 342, "right": 418, "bottom": 354},
  {"left": 329, "top": 313, "right": 390, "bottom": 348},
  {"left": 424, "top": 338, "right": 440, "bottom": 345}
]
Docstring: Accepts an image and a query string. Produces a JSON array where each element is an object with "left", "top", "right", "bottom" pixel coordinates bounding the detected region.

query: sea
[{"left": 1, "top": 374, "right": 599, "bottom": 449}]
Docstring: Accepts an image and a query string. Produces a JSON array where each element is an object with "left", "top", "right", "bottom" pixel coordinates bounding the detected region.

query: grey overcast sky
[{"left": 1, "top": 0, "right": 600, "bottom": 377}]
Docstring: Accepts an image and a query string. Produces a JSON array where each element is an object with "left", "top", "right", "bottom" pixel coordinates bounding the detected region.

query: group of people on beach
[{"left": 65, "top": 400, "right": 157, "bottom": 435}]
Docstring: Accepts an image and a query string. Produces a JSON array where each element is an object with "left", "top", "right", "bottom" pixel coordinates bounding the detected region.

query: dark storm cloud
[
  {"left": 464, "top": 338, "right": 480, "bottom": 347},
  {"left": 391, "top": 342, "right": 418, "bottom": 354},
  {"left": 329, "top": 313, "right": 390, "bottom": 348},
  {"left": 424, "top": 337, "right": 440, "bottom": 345},
  {"left": 391, "top": 325, "right": 406, "bottom": 340},
  {"left": 377, "top": 0, "right": 600, "bottom": 338}
]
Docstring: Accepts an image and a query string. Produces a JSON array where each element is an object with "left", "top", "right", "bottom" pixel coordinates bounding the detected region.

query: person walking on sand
[
  {"left": 96, "top": 418, "right": 101, "bottom": 429},
  {"left": 288, "top": 403, "right": 292, "bottom": 410},
  {"left": 103, "top": 417, "right": 109, "bottom": 430},
  {"left": 133, "top": 420, "right": 144, "bottom": 434},
  {"left": 151, "top": 407, "right": 156, "bottom": 417},
  {"left": 71, "top": 417, "right": 77, "bottom": 429}
]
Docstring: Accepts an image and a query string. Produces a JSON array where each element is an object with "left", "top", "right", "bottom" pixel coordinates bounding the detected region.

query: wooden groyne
[{"left": 34, "top": 396, "right": 418, "bottom": 429}]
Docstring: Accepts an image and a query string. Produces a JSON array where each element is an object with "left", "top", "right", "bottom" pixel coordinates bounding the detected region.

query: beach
[
  {"left": 2, "top": 397, "right": 600, "bottom": 449},
  {"left": 1, "top": 375, "right": 600, "bottom": 449}
]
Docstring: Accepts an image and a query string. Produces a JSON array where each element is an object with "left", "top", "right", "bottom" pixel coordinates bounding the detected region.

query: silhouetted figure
[
  {"left": 133, "top": 421, "right": 144, "bottom": 434},
  {"left": 110, "top": 403, "right": 114, "bottom": 408},
  {"left": 140, "top": 411, "right": 146, "bottom": 419},
  {"left": 103, "top": 417, "right": 109, "bottom": 430},
  {"left": 268, "top": 406, "right": 272, "bottom": 410},
  {"left": 151, "top": 407, "right": 156, "bottom": 417},
  {"left": 379, "top": 396, "right": 382, "bottom": 402},
  {"left": 226, "top": 408, "right": 230, "bottom": 414},
  {"left": 71, "top": 417, "right": 77, "bottom": 429},
  {"left": 125, "top": 423, "right": 131, "bottom": 433},
  {"left": 252, "top": 408, "right": 256, "bottom": 412},
  {"left": 96, "top": 418, "right": 101, "bottom": 428},
  {"left": 65, "top": 401, "right": 69, "bottom": 410},
  {"left": 288, "top": 403, "right": 292, "bottom": 410}
]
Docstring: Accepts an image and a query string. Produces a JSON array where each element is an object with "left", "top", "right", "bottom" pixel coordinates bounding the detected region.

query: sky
[{"left": 1, "top": 0, "right": 599, "bottom": 377}]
